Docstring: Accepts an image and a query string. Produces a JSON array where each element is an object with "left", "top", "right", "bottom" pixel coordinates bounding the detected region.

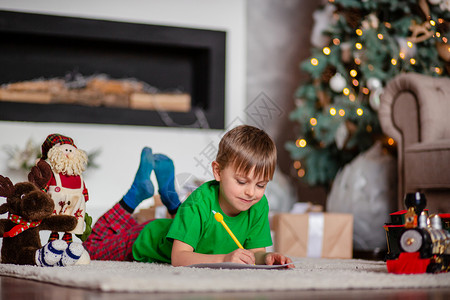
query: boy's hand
[
  {"left": 224, "top": 249, "right": 255, "bottom": 265},
  {"left": 265, "top": 252, "right": 294, "bottom": 268}
]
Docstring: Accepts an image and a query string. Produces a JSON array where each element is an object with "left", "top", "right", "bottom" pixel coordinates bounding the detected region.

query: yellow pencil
[{"left": 212, "top": 210, "right": 244, "bottom": 249}]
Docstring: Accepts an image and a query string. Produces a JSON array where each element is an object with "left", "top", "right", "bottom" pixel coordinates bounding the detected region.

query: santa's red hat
[{"left": 41, "top": 133, "right": 77, "bottom": 159}]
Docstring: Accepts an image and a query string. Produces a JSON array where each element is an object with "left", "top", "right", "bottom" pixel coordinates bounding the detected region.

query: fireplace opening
[{"left": 0, "top": 10, "right": 226, "bottom": 129}]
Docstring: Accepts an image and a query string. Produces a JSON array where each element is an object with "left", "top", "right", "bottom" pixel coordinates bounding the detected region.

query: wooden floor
[{"left": 1, "top": 275, "right": 450, "bottom": 300}]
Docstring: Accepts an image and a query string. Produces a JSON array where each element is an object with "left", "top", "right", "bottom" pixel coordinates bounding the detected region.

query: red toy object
[
  {"left": 384, "top": 193, "right": 450, "bottom": 274},
  {"left": 386, "top": 252, "right": 431, "bottom": 274}
]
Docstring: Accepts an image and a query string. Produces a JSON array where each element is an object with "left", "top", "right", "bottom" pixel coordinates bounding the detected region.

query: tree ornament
[
  {"left": 366, "top": 77, "right": 382, "bottom": 90},
  {"left": 427, "top": 0, "right": 450, "bottom": 11},
  {"left": 408, "top": 20, "right": 434, "bottom": 43},
  {"left": 366, "top": 77, "right": 383, "bottom": 111},
  {"left": 340, "top": 42, "right": 352, "bottom": 63},
  {"left": 361, "top": 13, "right": 379, "bottom": 30},
  {"left": 419, "top": 0, "right": 431, "bottom": 18},
  {"left": 335, "top": 122, "right": 349, "bottom": 150},
  {"left": 369, "top": 88, "right": 383, "bottom": 111},
  {"left": 440, "top": 0, "right": 450, "bottom": 12},
  {"left": 311, "top": 4, "right": 336, "bottom": 48},
  {"left": 329, "top": 73, "right": 347, "bottom": 92}
]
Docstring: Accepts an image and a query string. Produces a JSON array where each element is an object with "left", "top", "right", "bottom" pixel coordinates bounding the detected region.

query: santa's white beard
[{"left": 47, "top": 147, "right": 88, "bottom": 176}]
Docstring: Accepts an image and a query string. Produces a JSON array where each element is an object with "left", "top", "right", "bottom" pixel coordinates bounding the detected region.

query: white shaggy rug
[{"left": 0, "top": 258, "right": 449, "bottom": 293}]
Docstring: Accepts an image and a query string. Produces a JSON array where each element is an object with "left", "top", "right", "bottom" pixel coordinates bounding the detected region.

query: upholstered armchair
[{"left": 378, "top": 73, "right": 450, "bottom": 213}]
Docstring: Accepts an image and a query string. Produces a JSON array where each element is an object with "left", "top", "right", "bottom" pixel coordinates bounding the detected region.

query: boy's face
[{"left": 212, "top": 161, "right": 268, "bottom": 217}]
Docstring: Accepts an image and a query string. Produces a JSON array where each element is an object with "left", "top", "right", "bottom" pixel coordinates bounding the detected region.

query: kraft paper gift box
[
  {"left": 272, "top": 213, "right": 353, "bottom": 259},
  {"left": 133, "top": 195, "right": 170, "bottom": 223}
]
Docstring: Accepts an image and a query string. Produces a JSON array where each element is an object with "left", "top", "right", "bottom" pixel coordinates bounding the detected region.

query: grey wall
[{"left": 247, "top": 0, "right": 327, "bottom": 206}]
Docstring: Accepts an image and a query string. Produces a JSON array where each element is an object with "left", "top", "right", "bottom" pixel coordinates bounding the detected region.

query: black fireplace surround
[{"left": 0, "top": 10, "right": 226, "bottom": 129}]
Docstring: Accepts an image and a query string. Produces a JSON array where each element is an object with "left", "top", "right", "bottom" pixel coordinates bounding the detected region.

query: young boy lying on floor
[{"left": 83, "top": 125, "right": 293, "bottom": 267}]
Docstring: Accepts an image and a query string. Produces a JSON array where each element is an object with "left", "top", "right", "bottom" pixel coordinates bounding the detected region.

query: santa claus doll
[{"left": 29, "top": 134, "right": 89, "bottom": 243}]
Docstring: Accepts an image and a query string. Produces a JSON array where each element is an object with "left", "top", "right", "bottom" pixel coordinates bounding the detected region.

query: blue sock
[
  {"left": 154, "top": 154, "right": 181, "bottom": 214},
  {"left": 122, "top": 147, "right": 155, "bottom": 211}
]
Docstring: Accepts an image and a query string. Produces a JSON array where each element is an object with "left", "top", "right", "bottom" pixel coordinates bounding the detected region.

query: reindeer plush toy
[{"left": 0, "top": 175, "right": 85, "bottom": 266}]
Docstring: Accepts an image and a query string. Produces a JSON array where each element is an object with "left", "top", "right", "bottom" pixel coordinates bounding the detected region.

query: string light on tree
[
  {"left": 296, "top": 139, "right": 307, "bottom": 148},
  {"left": 329, "top": 107, "right": 337, "bottom": 116},
  {"left": 349, "top": 93, "right": 356, "bottom": 101}
]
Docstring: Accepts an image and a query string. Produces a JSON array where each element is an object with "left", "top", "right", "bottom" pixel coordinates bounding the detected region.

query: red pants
[{"left": 83, "top": 203, "right": 150, "bottom": 261}]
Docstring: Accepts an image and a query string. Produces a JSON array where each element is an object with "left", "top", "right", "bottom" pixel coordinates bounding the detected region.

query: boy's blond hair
[{"left": 215, "top": 125, "right": 277, "bottom": 181}]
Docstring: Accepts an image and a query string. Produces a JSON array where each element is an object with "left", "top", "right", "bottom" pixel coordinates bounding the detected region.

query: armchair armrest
[{"left": 379, "top": 73, "right": 450, "bottom": 210}]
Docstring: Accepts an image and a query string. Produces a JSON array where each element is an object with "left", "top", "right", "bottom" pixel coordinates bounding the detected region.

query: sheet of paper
[{"left": 187, "top": 261, "right": 297, "bottom": 270}]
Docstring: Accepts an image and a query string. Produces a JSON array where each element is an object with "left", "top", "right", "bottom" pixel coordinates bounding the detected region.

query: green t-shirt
[{"left": 132, "top": 180, "right": 272, "bottom": 263}]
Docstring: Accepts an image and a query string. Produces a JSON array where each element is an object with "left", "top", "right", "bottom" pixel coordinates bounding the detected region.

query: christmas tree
[{"left": 286, "top": 0, "right": 450, "bottom": 187}]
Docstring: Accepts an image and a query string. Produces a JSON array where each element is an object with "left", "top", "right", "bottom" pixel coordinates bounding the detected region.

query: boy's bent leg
[
  {"left": 83, "top": 202, "right": 149, "bottom": 261},
  {"left": 122, "top": 147, "right": 155, "bottom": 211},
  {"left": 153, "top": 154, "right": 181, "bottom": 215}
]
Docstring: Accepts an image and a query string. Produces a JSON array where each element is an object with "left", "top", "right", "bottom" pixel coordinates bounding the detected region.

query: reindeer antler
[
  {"left": 0, "top": 175, "right": 15, "bottom": 199},
  {"left": 28, "top": 159, "right": 52, "bottom": 190}
]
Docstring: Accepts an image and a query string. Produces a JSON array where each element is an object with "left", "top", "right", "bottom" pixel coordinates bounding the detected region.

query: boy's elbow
[
  {"left": 170, "top": 250, "right": 183, "bottom": 267},
  {"left": 171, "top": 239, "right": 193, "bottom": 267},
  {"left": 171, "top": 254, "right": 185, "bottom": 267},
  {"left": 171, "top": 256, "right": 180, "bottom": 267},
  {"left": 171, "top": 261, "right": 182, "bottom": 267}
]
